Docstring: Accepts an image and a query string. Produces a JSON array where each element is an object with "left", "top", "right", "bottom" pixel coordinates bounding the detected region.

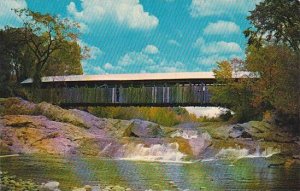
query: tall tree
[
  {"left": 244, "top": 0, "right": 300, "bottom": 51},
  {"left": 14, "top": 9, "right": 81, "bottom": 87},
  {"left": 0, "top": 28, "right": 35, "bottom": 97},
  {"left": 244, "top": 0, "right": 300, "bottom": 127},
  {"left": 246, "top": 45, "right": 299, "bottom": 126}
]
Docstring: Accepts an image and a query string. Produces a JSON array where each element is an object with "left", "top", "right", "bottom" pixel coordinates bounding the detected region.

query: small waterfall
[
  {"left": 119, "top": 143, "right": 188, "bottom": 163},
  {"left": 213, "top": 146, "right": 280, "bottom": 160},
  {"left": 170, "top": 130, "right": 198, "bottom": 139}
]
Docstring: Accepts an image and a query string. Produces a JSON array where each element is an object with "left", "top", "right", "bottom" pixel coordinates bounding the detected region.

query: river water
[{"left": 1, "top": 155, "right": 299, "bottom": 191}]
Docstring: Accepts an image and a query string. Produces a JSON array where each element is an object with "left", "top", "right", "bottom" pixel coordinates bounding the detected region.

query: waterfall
[
  {"left": 213, "top": 146, "right": 280, "bottom": 160},
  {"left": 119, "top": 143, "right": 188, "bottom": 163}
]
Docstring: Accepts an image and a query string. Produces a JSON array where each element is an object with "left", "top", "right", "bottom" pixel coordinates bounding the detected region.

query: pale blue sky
[{"left": 0, "top": 0, "right": 261, "bottom": 74}]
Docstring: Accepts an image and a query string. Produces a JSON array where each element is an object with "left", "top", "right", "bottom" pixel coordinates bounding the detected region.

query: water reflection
[{"left": 0, "top": 155, "right": 299, "bottom": 190}]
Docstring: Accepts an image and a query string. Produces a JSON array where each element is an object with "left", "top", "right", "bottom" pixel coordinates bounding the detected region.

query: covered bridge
[{"left": 21, "top": 72, "right": 244, "bottom": 106}]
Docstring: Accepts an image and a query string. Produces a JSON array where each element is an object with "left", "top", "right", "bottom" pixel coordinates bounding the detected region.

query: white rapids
[
  {"left": 119, "top": 143, "right": 189, "bottom": 163},
  {"left": 202, "top": 146, "right": 281, "bottom": 161}
]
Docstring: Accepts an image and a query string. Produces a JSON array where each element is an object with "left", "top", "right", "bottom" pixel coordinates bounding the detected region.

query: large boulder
[
  {"left": 0, "top": 115, "right": 96, "bottom": 154},
  {"left": 70, "top": 109, "right": 106, "bottom": 129},
  {"left": 36, "top": 102, "right": 87, "bottom": 128},
  {"left": 123, "top": 119, "right": 164, "bottom": 138},
  {"left": 229, "top": 124, "right": 253, "bottom": 139},
  {"left": 0, "top": 97, "right": 36, "bottom": 115}
]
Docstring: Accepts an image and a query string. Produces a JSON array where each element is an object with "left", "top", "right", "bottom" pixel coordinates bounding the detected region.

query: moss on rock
[{"left": 36, "top": 102, "right": 87, "bottom": 128}]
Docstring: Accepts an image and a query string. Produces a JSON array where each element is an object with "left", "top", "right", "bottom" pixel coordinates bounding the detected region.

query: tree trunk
[{"left": 33, "top": 63, "right": 42, "bottom": 88}]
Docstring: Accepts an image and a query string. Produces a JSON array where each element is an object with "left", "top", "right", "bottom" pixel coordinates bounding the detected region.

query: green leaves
[{"left": 245, "top": 0, "right": 300, "bottom": 51}]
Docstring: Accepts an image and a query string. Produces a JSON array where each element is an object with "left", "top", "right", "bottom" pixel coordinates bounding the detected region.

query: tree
[
  {"left": 43, "top": 41, "right": 83, "bottom": 76},
  {"left": 210, "top": 60, "right": 258, "bottom": 122},
  {"left": 244, "top": 0, "right": 300, "bottom": 128},
  {"left": 0, "top": 28, "right": 35, "bottom": 97},
  {"left": 13, "top": 9, "right": 81, "bottom": 87},
  {"left": 246, "top": 45, "right": 299, "bottom": 126},
  {"left": 244, "top": 0, "right": 300, "bottom": 51}
]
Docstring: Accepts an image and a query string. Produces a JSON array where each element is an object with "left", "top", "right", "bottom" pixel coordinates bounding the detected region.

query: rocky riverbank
[
  {"left": 0, "top": 170, "right": 134, "bottom": 191},
  {"left": 1, "top": 97, "right": 300, "bottom": 165}
]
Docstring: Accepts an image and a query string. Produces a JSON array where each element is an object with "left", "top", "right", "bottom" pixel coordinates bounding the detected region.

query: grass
[{"left": 88, "top": 106, "right": 220, "bottom": 127}]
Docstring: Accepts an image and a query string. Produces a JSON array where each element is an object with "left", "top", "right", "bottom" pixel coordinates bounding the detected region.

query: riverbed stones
[
  {"left": 101, "top": 185, "right": 131, "bottom": 191},
  {"left": 123, "top": 119, "right": 164, "bottom": 138},
  {"left": 42, "top": 181, "right": 60, "bottom": 191}
]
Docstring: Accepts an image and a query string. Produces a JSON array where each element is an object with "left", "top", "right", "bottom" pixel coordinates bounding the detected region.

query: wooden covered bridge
[{"left": 21, "top": 72, "right": 245, "bottom": 107}]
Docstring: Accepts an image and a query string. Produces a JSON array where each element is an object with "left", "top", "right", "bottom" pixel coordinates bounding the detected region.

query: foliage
[
  {"left": 0, "top": 28, "right": 32, "bottom": 97},
  {"left": 12, "top": 8, "right": 83, "bottom": 87},
  {"left": 246, "top": 45, "right": 299, "bottom": 126},
  {"left": 210, "top": 60, "right": 258, "bottom": 122},
  {"left": 0, "top": 171, "right": 39, "bottom": 191},
  {"left": 244, "top": 0, "right": 300, "bottom": 51},
  {"left": 212, "top": 0, "right": 300, "bottom": 128},
  {"left": 219, "top": 110, "right": 233, "bottom": 122},
  {"left": 43, "top": 41, "right": 83, "bottom": 76},
  {"left": 0, "top": 9, "right": 85, "bottom": 97},
  {"left": 88, "top": 107, "right": 202, "bottom": 126},
  {"left": 244, "top": 0, "right": 300, "bottom": 128}
]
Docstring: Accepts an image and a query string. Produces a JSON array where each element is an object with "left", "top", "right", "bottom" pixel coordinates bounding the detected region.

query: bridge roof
[
  {"left": 21, "top": 72, "right": 252, "bottom": 84},
  {"left": 22, "top": 72, "right": 215, "bottom": 84}
]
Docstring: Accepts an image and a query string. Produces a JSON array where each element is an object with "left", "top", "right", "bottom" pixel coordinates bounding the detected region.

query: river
[{"left": 1, "top": 155, "right": 299, "bottom": 191}]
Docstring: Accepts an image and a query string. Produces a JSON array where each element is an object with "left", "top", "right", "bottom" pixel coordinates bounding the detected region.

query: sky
[{"left": 0, "top": 0, "right": 261, "bottom": 75}]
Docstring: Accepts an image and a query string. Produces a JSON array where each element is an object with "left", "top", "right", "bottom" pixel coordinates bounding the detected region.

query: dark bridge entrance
[{"left": 22, "top": 72, "right": 220, "bottom": 106}]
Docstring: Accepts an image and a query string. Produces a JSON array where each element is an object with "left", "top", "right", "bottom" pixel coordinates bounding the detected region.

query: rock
[
  {"left": 240, "top": 131, "right": 252, "bottom": 138},
  {"left": 91, "top": 185, "right": 101, "bottom": 191},
  {"left": 266, "top": 154, "right": 286, "bottom": 167},
  {"left": 232, "top": 124, "right": 244, "bottom": 131},
  {"left": 292, "top": 155, "right": 300, "bottom": 159},
  {"left": 70, "top": 109, "right": 105, "bottom": 129},
  {"left": 229, "top": 130, "right": 243, "bottom": 138},
  {"left": 248, "top": 121, "right": 272, "bottom": 133},
  {"left": 0, "top": 97, "right": 36, "bottom": 115},
  {"left": 229, "top": 124, "right": 252, "bottom": 139},
  {"left": 123, "top": 119, "right": 164, "bottom": 138},
  {"left": 83, "top": 185, "right": 92, "bottom": 191},
  {"left": 72, "top": 188, "right": 86, "bottom": 191},
  {"left": 36, "top": 102, "right": 86, "bottom": 128},
  {"left": 42, "top": 181, "right": 60, "bottom": 191}
]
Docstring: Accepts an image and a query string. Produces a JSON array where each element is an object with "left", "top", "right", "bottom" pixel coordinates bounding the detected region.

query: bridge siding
[{"left": 29, "top": 84, "right": 211, "bottom": 106}]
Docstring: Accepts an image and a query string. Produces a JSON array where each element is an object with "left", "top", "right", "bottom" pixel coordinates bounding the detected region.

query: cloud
[
  {"left": 78, "top": 40, "right": 103, "bottom": 60},
  {"left": 205, "top": 41, "right": 242, "bottom": 54},
  {"left": 189, "top": 0, "right": 261, "bottom": 17},
  {"left": 193, "top": 37, "right": 244, "bottom": 71},
  {"left": 193, "top": 37, "right": 242, "bottom": 54},
  {"left": 196, "top": 54, "right": 226, "bottom": 66},
  {"left": 0, "top": 0, "right": 27, "bottom": 28},
  {"left": 204, "top": 20, "right": 240, "bottom": 35},
  {"left": 168, "top": 39, "right": 181, "bottom": 47},
  {"left": 103, "top": 63, "right": 114, "bottom": 70},
  {"left": 67, "top": 0, "right": 159, "bottom": 30},
  {"left": 116, "top": 44, "right": 187, "bottom": 73},
  {"left": 146, "top": 60, "right": 186, "bottom": 73},
  {"left": 118, "top": 51, "right": 155, "bottom": 66},
  {"left": 82, "top": 61, "right": 106, "bottom": 74},
  {"left": 143, "top": 45, "right": 159, "bottom": 54}
]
